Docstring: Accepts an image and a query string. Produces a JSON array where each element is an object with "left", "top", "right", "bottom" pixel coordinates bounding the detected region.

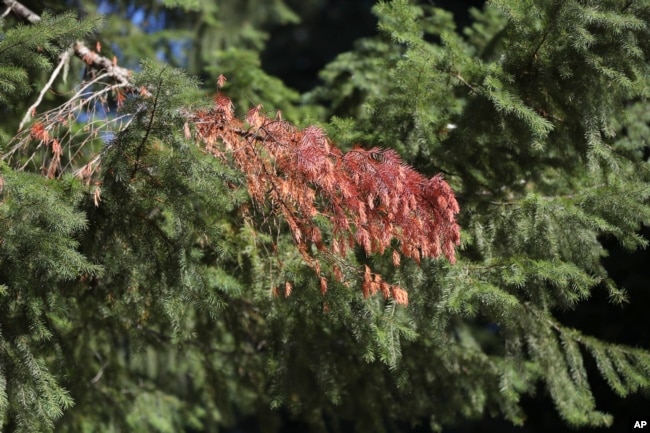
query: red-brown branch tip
[{"left": 192, "top": 91, "right": 461, "bottom": 304}]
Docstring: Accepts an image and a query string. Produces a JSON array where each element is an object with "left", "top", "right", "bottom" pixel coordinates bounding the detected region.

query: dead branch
[
  {"left": 18, "top": 50, "right": 71, "bottom": 131},
  {"left": 1, "top": 0, "right": 40, "bottom": 23},
  {"left": 73, "top": 41, "right": 132, "bottom": 87}
]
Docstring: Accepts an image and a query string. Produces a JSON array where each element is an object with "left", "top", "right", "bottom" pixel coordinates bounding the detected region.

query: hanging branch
[
  {"left": 2, "top": 0, "right": 462, "bottom": 303},
  {"left": 2, "top": 0, "right": 137, "bottom": 182},
  {"left": 190, "top": 89, "right": 461, "bottom": 304}
]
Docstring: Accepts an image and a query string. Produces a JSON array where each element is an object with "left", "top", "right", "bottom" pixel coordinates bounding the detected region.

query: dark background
[
  {"left": 260, "top": 1, "right": 650, "bottom": 431},
  {"left": 262, "top": 0, "right": 480, "bottom": 92}
]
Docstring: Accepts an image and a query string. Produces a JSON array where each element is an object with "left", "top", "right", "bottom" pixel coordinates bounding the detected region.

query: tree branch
[
  {"left": 73, "top": 41, "right": 133, "bottom": 87},
  {"left": 1, "top": 0, "right": 40, "bottom": 23},
  {"left": 18, "top": 50, "right": 71, "bottom": 131},
  {"left": 2, "top": 0, "right": 134, "bottom": 88}
]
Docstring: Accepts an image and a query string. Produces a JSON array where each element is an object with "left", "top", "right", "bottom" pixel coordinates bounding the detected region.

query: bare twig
[
  {"left": 89, "top": 359, "right": 109, "bottom": 385},
  {"left": 18, "top": 50, "right": 72, "bottom": 131},
  {"left": 2, "top": 72, "right": 130, "bottom": 163},
  {"left": 451, "top": 71, "right": 479, "bottom": 94}
]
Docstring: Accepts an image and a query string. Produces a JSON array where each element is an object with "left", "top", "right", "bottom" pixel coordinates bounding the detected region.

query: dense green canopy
[{"left": 1, "top": 1, "right": 649, "bottom": 432}]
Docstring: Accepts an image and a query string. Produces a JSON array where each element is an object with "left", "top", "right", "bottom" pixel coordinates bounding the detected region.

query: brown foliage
[
  {"left": 12, "top": 74, "right": 460, "bottom": 305},
  {"left": 4, "top": 0, "right": 460, "bottom": 303},
  {"left": 28, "top": 122, "right": 63, "bottom": 178},
  {"left": 192, "top": 91, "right": 461, "bottom": 304}
]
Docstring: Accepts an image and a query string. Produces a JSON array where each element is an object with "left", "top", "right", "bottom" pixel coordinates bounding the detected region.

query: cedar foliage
[{"left": 1, "top": 0, "right": 650, "bottom": 432}]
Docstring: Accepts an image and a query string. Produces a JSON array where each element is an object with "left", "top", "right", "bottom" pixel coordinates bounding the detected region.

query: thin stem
[
  {"left": 18, "top": 50, "right": 71, "bottom": 132},
  {"left": 130, "top": 69, "right": 164, "bottom": 179}
]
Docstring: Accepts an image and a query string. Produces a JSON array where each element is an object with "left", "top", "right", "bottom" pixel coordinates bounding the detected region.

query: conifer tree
[{"left": 1, "top": 1, "right": 649, "bottom": 432}]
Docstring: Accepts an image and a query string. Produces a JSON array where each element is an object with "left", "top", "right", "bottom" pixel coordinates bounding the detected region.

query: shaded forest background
[{"left": 259, "top": 1, "right": 650, "bottom": 431}]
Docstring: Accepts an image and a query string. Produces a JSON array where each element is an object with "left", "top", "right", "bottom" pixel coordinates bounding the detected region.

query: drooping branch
[
  {"left": 2, "top": 0, "right": 462, "bottom": 303},
  {"left": 9, "top": 74, "right": 461, "bottom": 303},
  {"left": 192, "top": 91, "right": 461, "bottom": 303}
]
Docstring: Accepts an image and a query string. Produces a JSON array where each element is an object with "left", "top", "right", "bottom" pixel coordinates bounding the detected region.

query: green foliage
[
  {"left": 0, "top": 164, "right": 100, "bottom": 432},
  {"left": 0, "top": 12, "right": 96, "bottom": 108},
  {"left": 1, "top": 0, "right": 650, "bottom": 432},
  {"left": 311, "top": 0, "right": 650, "bottom": 428}
]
